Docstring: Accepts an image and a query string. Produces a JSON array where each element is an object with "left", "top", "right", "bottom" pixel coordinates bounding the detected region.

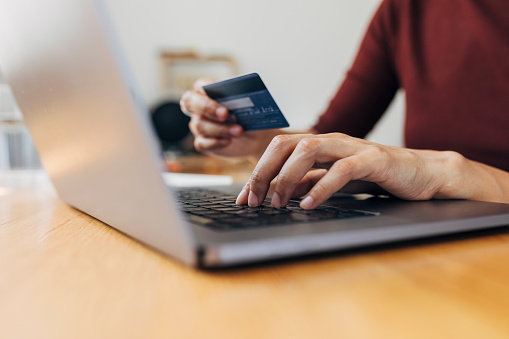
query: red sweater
[{"left": 313, "top": 0, "right": 509, "bottom": 171}]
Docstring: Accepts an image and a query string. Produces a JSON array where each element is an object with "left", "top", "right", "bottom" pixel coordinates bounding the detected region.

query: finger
[
  {"left": 236, "top": 181, "right": 251, "bottom": 205},
  {"left": 181, "top": 91, "right": 228, "bottom": 122},
  {"left": 312, "top": 133, "right": 367, "bottom": 164},
  {"left": 189, "top": 115, "right": 243, "bottom": 139},
  {"left": 300, "top": 155, "right": 372, "bottom": 209},
  {"left": 273, "top": 136, "right": 383, "bottom": 206},
  {"left": 245, "top": 134, "right": 308, "bottom": 206},
  {"left": 193, "top": 78, "right": 216, "bottom": 95},
  {"left": 290, "top": 169, "right": 327, "bottom": 200},
  {"left": 193, "top": 136, "right": 232, "bottom": 152},
  {"left": 272, "top": 137, "right": 327, "bottom": 207},
  {"left": 271, "top": 170, "right": 327, "bottom": 207}
]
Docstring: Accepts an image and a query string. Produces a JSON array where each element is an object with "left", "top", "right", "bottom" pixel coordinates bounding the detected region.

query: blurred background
[
  {"left": 0, "top": 0, "right": 404, "bottom": 170},
  {"left": 103, "top": 0, "right": 404, "bottom": 145}
]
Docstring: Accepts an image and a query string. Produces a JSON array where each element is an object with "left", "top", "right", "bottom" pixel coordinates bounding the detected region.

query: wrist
[
  {"left": 431, "top": 150, "right": 469, "bottom": 199},
  {"left": 429, "top": 150, "right": 509, "bottom": 203}
]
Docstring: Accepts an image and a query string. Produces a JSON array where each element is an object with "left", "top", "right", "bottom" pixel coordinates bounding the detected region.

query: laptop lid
[{"left": 0, "top": 0, "right": 198, "bottom": 265}]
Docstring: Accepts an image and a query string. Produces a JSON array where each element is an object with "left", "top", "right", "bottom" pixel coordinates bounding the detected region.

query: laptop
[{"left": 1, "top": 0, "right": 509, "bottom": 268}]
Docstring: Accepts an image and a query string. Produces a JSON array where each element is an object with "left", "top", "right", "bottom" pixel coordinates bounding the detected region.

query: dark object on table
[{"left": 151, "top": 101, "right": 192, "bottom": 151}]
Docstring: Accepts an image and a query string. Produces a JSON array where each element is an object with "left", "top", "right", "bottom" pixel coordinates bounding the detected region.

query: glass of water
[{"left": 0, "top": 70, "right": 41, "bottom": 170}]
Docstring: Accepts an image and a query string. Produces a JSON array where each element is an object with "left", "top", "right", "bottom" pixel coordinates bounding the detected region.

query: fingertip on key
[
  {"left": 236, "top": 188, "right": 248, "bottom": 205},
  {"left": 300, "top": 195, "right": 315, "bottom": 209},
  {"left": 271, "top": 192, "right": 281, "bottom": 208},
  {"left": 248, "top": 191, "right": 259, "bottom": 207}
]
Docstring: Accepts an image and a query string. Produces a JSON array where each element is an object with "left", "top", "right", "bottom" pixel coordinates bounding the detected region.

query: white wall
[{"left": 103, "top": 0, "right": 404, "bottom": 147}]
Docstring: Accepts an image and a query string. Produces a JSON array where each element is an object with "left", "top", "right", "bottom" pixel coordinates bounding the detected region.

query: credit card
[{"left": 203, "top": 73, "right": 289, "bottom": 131}]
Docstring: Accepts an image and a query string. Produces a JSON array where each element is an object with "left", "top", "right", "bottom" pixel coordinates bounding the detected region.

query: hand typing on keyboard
[{"left": 235, "top": 133, "right": 476, "bottom": 210}]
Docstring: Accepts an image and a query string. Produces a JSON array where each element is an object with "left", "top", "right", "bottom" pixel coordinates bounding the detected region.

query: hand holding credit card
[{"left": 203, "top": 73, "right": 290, "bottom": 131}]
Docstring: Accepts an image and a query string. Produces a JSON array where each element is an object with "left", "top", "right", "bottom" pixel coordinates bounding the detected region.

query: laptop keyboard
[{"left": 176, "top": 188, "right": 375, "bottom": 231}]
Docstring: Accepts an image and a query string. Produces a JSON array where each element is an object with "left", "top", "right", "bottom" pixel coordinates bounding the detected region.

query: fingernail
[
  {"left": 300, "top": 195, "right": 315, "bottom": 209},
  {"left": 229, "top": 125, "right": 242, "bottom": 137},
  {"left": 248, "top": 191, "right": 259, "bottom": 207},
  {"left": 216, "top": 107, "right": 227, "bottom": 120},
  {"left": 271, "top": 192, "right": 281, "bottom": 208},
  {"left": 236, "top": 188, "right": 248, "bottom": 205}
]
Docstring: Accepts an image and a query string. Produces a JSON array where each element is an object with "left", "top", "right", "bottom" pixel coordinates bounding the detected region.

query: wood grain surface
[{"left": 2, "top": 170, "right": 509, "bottom": 339}]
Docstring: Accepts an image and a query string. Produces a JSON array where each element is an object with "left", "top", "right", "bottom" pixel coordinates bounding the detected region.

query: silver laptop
[{"left": 1, "top": 0, "right": 509, "bottom": 268}]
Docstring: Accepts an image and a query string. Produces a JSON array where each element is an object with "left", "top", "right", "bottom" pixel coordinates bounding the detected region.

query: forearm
[{"left": 431, "top": 151, "right": 509, "bottom": 203}]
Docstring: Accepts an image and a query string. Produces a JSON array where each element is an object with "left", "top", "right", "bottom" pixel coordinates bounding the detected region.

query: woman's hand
[
  {"left": 236, "top": 133, "right": 481, "bottom": 209},
  {"left": 180, "top": 79, "right": 272, "bottom": 160}
]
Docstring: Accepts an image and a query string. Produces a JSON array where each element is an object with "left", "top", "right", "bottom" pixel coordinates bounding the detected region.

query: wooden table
[{"left": 2, "top": 168, "right": 509, "bottom": 339}]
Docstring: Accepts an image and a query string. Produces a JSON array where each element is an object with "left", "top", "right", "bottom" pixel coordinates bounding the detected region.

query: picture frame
[{"left": 159, "top": 50, "right": 238, "bottom": 93}]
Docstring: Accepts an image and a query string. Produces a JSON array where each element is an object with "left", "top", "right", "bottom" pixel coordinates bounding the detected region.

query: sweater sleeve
[{"left": 313, "top": 0, "right": 400, "bottom": 137}]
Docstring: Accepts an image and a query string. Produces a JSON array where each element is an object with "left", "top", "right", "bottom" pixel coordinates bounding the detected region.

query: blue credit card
[{"left": 203, "top": 73, "right": 290, "bottom": 131}]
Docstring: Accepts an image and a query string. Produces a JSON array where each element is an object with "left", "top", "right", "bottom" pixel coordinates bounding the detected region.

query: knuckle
[
  {"left": 276, "top": 173, "right": 293, "bottom": 189},
  {"left": 193, "top": 79, "right": 205, "bottom": 92},
  {"left": 188, "top": 116, "right": 201, "bottom": 135},
  {"left": 188, "top": 123, "right": 197, "bottom": 136},
  {"left": 194, "top": 78, "right": 212, "bottom": 90},
  {"left": 331, "top": 159, "right": 356, "bottom": 177},
  {"left": 311, "top": 181, "right": 329, "bottom": 197},
  {"left": 193, "top": 96, "right": 206, "bottom": 110},
  {"left": 295, "top": 138, "right": 320, "bottom": 155},
  {"left": 249, "top": 169, "right": 268, "bottom": 189},
  {"left": 204, "top": 98, "right": 216, "bottom": 110},
  {"left": 195, "top": 121, "right": 207, "bottom": 135},
  {"left": 193, "top": 138, "right": 205, "bottom": 152},
  {"left": 188, "top": 94, "right": 211, "bottom": 114},
  {"left": 364, "top": 144, "right": 387, "bottom": 158},
  {"left": 330, "top": 132, "right": 348, "bottom": 139},
  {"left": 202, "top": 99, "right": 220, "bottom": 116},
  {"left": 442, "top": 150, "right": 462, "bottom": 162},
  {"left": 269, "top": 134, "right": 292, "bottom": 149},
  {"left": 181, "top": 91, "right": 193, "bottom": 107}
]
